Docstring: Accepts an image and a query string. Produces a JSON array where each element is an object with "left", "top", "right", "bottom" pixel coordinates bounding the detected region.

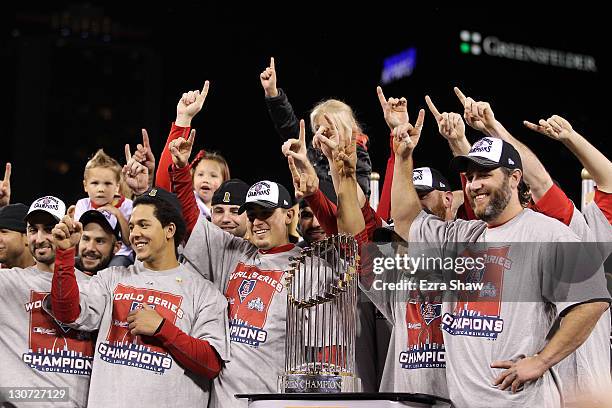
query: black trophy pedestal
[{"left": 235, "top": 392, "right": 452, "bottom": 407}]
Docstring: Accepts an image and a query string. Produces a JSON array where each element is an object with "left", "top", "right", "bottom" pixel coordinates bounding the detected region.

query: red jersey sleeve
[
  {"left": 155, "top": 123, "right": 191, "bottom": 191},
  {"left": 51, "top": 247, "right": 81, "bottom": 323},
  {"left": 532, "top": 183, "right": 574, "bottom": 226},
  {"left": 594, "top": 188, "right": 612, "bottom": 224},
  {"left": 169, "top": 164, "right": 200, "bottom": 239},
  {"left": 304, "top": 189, "right": 339, "bottom": 235},
  {"left": 154, "top": 320, "right": 222, "bottom": 379},
  {"left": 376, "top": 132, "right": 394, "bottom": 222}
]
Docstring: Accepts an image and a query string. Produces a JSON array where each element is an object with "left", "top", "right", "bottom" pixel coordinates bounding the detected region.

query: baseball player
[{"left": 0, "top": 196, "right": 94, "bottom": 408}]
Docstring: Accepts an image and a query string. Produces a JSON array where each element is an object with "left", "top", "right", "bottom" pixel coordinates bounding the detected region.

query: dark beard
[
  {"left": 76, "top": 252, "right": 112, "bottom": 274},
  {"left": 474, "top": 181, "right": 512, "bottom": 222}
]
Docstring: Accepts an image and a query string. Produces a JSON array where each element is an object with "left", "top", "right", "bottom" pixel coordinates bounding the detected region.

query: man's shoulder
[{"left": 518, "top": 209, "right": 580, "bottom": 241}]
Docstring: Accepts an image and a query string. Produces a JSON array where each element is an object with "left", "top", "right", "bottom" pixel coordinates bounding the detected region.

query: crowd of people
[{"left": 0, "top": 58, "right": 610, "bottom": 408}]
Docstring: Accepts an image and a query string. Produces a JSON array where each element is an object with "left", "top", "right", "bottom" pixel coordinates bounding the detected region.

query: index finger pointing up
[
  {"left": 424, "top": 95, "right": 442, "bottom": 121},
  {"left": 453, "top": 87, "right": 467, "bottom": 106},
  {"left": 270, "top": 57, "right": 275, "bottom": 70},
  {"left": 201, "top": 80, "right": 210, "bottom": 98},
  {"left": 376, "top": 86, "right": 387, "bottom": 108},
  {"left": 3, "top": 163, "right": 11, "bottom": 183},
  {"left": 124, "top": 144, "right": 132, "bottom": 163}
]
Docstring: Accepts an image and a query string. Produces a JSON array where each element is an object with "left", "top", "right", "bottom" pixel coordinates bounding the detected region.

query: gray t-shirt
[
  {"left": 361, "top": 241, "right": 449, "bottom": 401},
  {"left": 554, "top": 203, "right": 612, "bottom": 403},
  {"left": 0, "top": 266, "right": 93, "bottom": 408},
  {"left": 51, "top": 262, "right": 229, "bottom": 408},
  {"left": 409, "top": 208, "right": 610, "bottom": 408},
  {"left": 183, "top": 215, "right": 306, "bottom": 408}
]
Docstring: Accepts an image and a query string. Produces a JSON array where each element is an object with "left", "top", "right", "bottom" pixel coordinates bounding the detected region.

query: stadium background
[{"left": 1, "top": 4, "right": 609, "bottom": 206}]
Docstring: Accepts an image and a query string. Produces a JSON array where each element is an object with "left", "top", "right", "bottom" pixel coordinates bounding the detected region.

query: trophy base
[{"left": 278, "top": 373, "right": 361, "bottom": 393}]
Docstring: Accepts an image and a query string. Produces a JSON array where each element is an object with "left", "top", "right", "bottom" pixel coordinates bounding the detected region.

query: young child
[
  {"left": 74, "top": 149, "right": 134, "bottom": 266},
  {"left": 189, "top": 150, "right": 229, "bottom": 218}
]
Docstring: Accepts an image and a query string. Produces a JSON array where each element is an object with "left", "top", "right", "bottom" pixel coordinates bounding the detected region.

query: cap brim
[
  {"left": 414, "top": 185, "right": 435, "bottom": 194},
  {"left": 238, "top": 200, "right": 278, "bottom": 214},
  {"left": 24, "top": 209, "right": 60, "bottom": 224},
  {"left": 450, "top": 155, "right": 500, "bottom": 174}
]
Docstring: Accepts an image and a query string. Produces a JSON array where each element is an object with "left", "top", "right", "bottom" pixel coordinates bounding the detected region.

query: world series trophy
[{"left": 279, "top": 234, "right": 361, "bottom": 393}]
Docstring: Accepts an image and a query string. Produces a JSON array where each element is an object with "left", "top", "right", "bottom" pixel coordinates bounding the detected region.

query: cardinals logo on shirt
[
  {"left": 238, "top": 280, "right": 257, "bottom": 303},
  {"left": 420, "top": 302, "right": 442, "bottom": 326},
  {"left": 22, "top": 291, "right": 94, "bottom": 376},
  {"left": 226, "top": 262, "right": 285, "bottom": 347}
]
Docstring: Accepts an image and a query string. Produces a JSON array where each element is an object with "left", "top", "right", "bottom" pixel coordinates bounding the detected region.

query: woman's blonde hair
[{"left": 309, "top": 99, "right": 362, "bottom": 135}]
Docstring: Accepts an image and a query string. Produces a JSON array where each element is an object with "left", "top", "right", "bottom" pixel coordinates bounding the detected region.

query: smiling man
[
  {"left": 0, "top": 196, "right": 94, "bottom": 408},
  {"left": 76, "top": 209, "right": 122, "bottom": 274},
  {"left": 48, "top": 187, "right": 229, "bottom": 408},
  {"left": 210, "top": 179, "right": 249, "bottom": 238},
  {"left": 179, "top": 177, "right": 303, "bottom": 408},
  {"left": 390, "top": 130, "right": 611, "bottom": 408}
]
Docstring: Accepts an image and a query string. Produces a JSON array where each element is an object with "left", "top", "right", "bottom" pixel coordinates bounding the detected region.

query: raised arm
[
  {"left": 455, "top": 87, "right": 553, "bottom": 201},
  {"left": 168, "top": 129, "right": 201, "bottom": 238},
  {"left": 524, "top": 115, "right": 612, "bottom": 193},
  {"left": 260, "top": 57, "right": 300, "bottom": 141},
  {"left": 425, "top": 94, "right": 471, "bottom": 156},
  {"left": 156, "top": 81, "right": 209, "bottom": 190},
  {"left": 375, "top": 86, "right": 410, "bottom": 221},
  {"left": 391, "top": 109, "right": 426, "bottom": 240},
  {"left": 132, "top": 129, "right": 156, "bottom": 188},
  {"left": 51, "top": 215, "right": 84, "bottom": 323}
]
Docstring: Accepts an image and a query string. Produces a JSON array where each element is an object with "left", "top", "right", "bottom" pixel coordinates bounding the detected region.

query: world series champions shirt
[
  {"left": 408, "top": 208, "right": 611, "bottom": 408},
  {"left": 183, "top": 215, "right": 304, "bottom": 408},
  {"left": 359, "top": 240, "right": 449, "bottom": 400},
  {"left": 46, "top": 262, "right": 229, "bottom": 408},
  {"left": 0, "top": 266, "right": 93, "bottom": 408}
]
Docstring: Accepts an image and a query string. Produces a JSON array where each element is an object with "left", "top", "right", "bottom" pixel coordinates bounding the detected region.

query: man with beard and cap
[
  {"left": 76, "top": 209, "right": 122, "bottom": 275},
  {"left": 390, "top": 115, "right": 610, "bottom": 407},
  {"left": 210, "top": 179, "right": 249, "bottom": 238},
  {"left": 0, "top": 196, "right": 94, "bottom": 408},
  {"left": 0, "top": 203, "right": 35, "bottom": 269}
]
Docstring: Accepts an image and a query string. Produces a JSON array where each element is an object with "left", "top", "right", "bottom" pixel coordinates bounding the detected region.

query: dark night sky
[{"left": 1, "top": 4, "right": 609, "bottom": 207}]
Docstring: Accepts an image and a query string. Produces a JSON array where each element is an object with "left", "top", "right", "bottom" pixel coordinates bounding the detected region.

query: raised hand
[
  {"left": 260, "top": 57, "right": 278, "bottom": 97},
  {"left": 288, "top": 156, "right": 319, "bottom": 200},
  {"left": 425, "top": 95, "right": 466, "bottom": 142},
  {"left": 132, "top": 129, "right": 156, "bottom": 187},
  {"left": 454, "top": 87, "right": 496, "bottom": 134},
  {"left": 52, "top": 215, "right": 83, "bottom": 250},
  {"left": 0, "top": 163, "right": 11, "bottom": 207},
  {"left": 523, "top": 115, "right": 574, "bottom": 142},
  {"left": 168, "top": 129, "right": 196, "bottom": 169},
  {"left": 123, "top": 144, "right": 150, "bottom": 195},
  {"left": 392, "top": 109, "right": 425, "bottom": 160},
  {"left": 318, "top": 114, "right": 357, "bottom": 178},
  {"left": 377, "top": 86, "right": 409, "bottom": 130},
  {"left": 175, "top": 81, "right": 210, "bottom": 126}
]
